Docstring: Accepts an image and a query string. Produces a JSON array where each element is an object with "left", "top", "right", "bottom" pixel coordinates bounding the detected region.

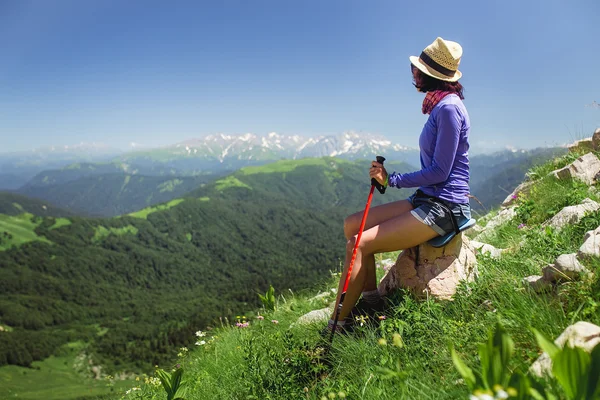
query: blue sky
[{"left": 1, "top": 0, "right": 598, "bottom": 153}]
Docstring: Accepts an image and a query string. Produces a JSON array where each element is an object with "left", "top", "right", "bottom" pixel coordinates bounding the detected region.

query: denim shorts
[{"left": 407, "top": 190, "right": 471, "bottom": 236}]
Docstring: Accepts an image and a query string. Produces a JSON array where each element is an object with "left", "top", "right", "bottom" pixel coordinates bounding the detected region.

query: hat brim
[{"left": 409, "top": 55, "right": 461, "bottom": 82}]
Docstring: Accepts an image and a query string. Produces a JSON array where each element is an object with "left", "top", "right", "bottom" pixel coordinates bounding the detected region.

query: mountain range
[
  {"left": 0, "top": 157, "right": 416, "bottom": 373},
  {"left": 1, "top": 132, "right": 419, "bottom": 189}
]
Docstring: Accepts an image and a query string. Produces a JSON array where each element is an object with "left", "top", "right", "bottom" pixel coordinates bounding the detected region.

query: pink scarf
[{"left": 422, "top": 90, "right": 454, "bottom": 114}]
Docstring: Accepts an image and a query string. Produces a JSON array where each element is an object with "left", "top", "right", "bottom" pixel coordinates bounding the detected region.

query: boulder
[
  {"left": 530, "top": 321, "right": 600, "bottom": 377},
  {"left": 501, "top": 181, "right": 534, "bottom": 208},
  {"left": 593, "top": 128, "right": 600, "bottom": 150},
  {"left": 542, "top": 198, "right": 600, "bottom": 230},
  {"left": 568, "top": 138, "right": 594, "bottom": 153},
  {"left": 578, "top": 226, "right": 600, "bottom": 259},
  {"left": 523, "top": 275, "right": 551, "bottom": 292},
  {"left": 550, "top": 152, "right": 600, "bottom": 185},
  {"left": 293, "top": 308, "right": 332, "bottom": 326},
  {"left": 378, "top": 234, "right": 478, "bottom": 301},
  {"left": 542, "top": 253, "right": 589, "bottom": 282},
  {"left": 474, "top": 207, "right": 517, "bottom": 241},
  {"left": 470, "top": 240, "right": 504, "bottom": 259}
]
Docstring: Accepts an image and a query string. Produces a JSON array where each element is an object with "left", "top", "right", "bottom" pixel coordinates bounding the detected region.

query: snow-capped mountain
[{"left": 122, "top": 132, "right": 419, "bottom": 166}]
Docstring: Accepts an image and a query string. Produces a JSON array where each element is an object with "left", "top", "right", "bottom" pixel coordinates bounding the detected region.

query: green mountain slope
[
  {"left": 18, "top": 172, "right": 219, "bottom": 217},
  {"left": 0, "top": 157, "right": 414, "bottom": 378},
  {"left": 0, "top": 192, "right": 72, "bottom": 217},
  {"left": 106, "top": 148, "right": 600, "bottom": 400}
]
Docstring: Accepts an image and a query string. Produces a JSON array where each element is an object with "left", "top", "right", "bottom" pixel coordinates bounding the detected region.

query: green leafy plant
[
  {"left": 156, "top": 367, "right": 187, "bottom": 400},
  {"left": 450, "top": 322, "right": 531, "bottom": 399},
  {"left": 258, "top": 285, "right": 276, "bottom": 311},
  {"left": 452, "top": 322, "right": 600, "bottom": 399},
  {"left": 533, "top": 329, "right": 600, "bottom": 400}
]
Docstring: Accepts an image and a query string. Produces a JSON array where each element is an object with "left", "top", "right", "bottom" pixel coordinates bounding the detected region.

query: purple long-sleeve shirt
[{"left": 388, "top": 94, "right": 470, "bottom": 204}]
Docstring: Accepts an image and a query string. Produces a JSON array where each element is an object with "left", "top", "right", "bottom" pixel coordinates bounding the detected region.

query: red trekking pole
[{"left": 329, "top": 156, "right": 386, "bottom": 344}]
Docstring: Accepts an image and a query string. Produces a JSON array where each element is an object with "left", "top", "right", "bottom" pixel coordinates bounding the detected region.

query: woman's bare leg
[
  {"left": 331, "top": 212, "right": 440, "bottom": 322},
  {"left": 334, "top": 199, "right": 414, "bottom": 307}
]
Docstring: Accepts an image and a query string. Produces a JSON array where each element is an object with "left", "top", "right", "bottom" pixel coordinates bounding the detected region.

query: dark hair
[{"left": 412, "top": 65, "right": 465, "bottom": 100}]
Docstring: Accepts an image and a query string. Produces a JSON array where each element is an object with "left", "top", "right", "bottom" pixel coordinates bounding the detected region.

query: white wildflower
[
  {"left": 195, "top": 330, "right": 206, "bottom": 337},
  {"left": 195, "top": 340, "right": 206, "bottom": 346},
  {"left": 495, "top": 390, "right": 509, "bottom": 399}
]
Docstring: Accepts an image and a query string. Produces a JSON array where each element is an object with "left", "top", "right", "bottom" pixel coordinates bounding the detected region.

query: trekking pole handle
[{"left": 372, "top": 155, "right": 386, "bottom": 194}]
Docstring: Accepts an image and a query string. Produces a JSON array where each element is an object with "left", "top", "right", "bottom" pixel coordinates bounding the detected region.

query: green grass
[
  {"left": 158, "top": 179, "right": 183, "bottom": 193},
  {"left": 113, "top": 150, "right": 600, "bottom": 400},
  {"left": 49, "top": 218, "right": 72, "bottom": 230},
  {"left": 239, "top": 157, "right": 349, "bottom": 175},
  {"left": 214, "top": 176, "right": 252, "bottom": 191},
  {"left": 120, "top": 175, "right": 131, "bottom": 192},
  {"left": 11, "top": 203, "right": 24, "bottom": 212},
  {"left": 0, "top": 213, "right": 51, "bottom": 251},
  {"left": 128, "top": 198, "right": 186, "bottom": 219},
  {"left": 0, "top": 343, "right": 133, "bottom": 400},
  {"left": 92, "top": 225, "right": 139, "bottom": 243},
  {"left": 198, "top": 196, "right": 210, "bottom": 202}
]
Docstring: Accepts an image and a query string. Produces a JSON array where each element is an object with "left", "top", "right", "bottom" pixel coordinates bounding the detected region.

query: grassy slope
[
  {"left": 0, "top": 213, "right": 51, "bottom": 250},
  {"left": 113, "top": 148, "right": 600, "bottom": 399},
  {"left": 0, "top": 191, "right": 72, "bottom": 217},
  {"left": 0, "top": 343, "right": 132, "bottom": 400}
]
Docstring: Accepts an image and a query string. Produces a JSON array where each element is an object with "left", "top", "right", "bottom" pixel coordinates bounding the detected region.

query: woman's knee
[{"left": 344, "top": 214, "right": 360, "bottom": 240}]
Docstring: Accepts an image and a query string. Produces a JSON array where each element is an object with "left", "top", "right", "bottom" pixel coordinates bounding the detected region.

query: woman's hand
[{"left": 369, "top": 160, "right": 387, "bottom": 186}]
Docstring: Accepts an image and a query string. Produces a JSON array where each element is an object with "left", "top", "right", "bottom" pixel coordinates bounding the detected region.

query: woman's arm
[{"left": 388, "top": 103, "right": 462, "bottom": 188}]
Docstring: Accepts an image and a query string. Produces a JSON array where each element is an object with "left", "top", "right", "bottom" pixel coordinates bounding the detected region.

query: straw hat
[{"left": 409, "top": 37, "right": 463, "bottom": 82}]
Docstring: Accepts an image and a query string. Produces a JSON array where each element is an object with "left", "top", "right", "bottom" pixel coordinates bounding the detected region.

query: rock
[
  {"left": 91, "top": 365, "right": 102, "bottom": 380},
  {"left": 470, "top": 224, "right": 485, "bottom": 234},
  {"left": 474, "top": 207, "right": 517, "bottom": 241},
  {"left": 550, "top": 152, "right": 600, "bottom": 185},
  {"left": 523, "top": 275, "right": 551, "bottom": 292},
  {"left": 530, "top": 321, "right": 600, "bottom": 377},
  {"left": 501, "top": 181, "right": 534, "bottom": 208},
  {"left": 542, "top": 198, "right": 600, "bottom": 230},
  {"left": 308, "top": 289, "right": 336, "bottom": 304},
  {"left": 378, "top": 234, "right": 478, "bottom": 300},
  {"left": 293, "top": 308, "right": 332, "bottom": 326},
  {"left": 567, "top": 138, "right": 594, "bottom": 154},
  {"left": 542, "top": 253, "right": 589, "bottom": 282},
  {"left": 593, "top": 128, "right": 600, "bottom": 150},
  {"left": 470, "top": 240, "right": 504, "bottom": 258},
  {"left": 578, "top": 226, "right": 600, "bottom": 259}
]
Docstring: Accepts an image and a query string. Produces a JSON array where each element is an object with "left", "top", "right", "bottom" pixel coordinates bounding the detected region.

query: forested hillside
[
  {"left": 0, "top": 157, "right": 413, "bottom": 374},
  {"left": 18, "top": 172, "right": 219, "bottom": 217},
  {"left": 0, "top": 192, "right": 72, "bottom": 217}
]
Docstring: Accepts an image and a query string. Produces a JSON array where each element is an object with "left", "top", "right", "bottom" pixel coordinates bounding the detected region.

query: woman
[{"left": 327, "top": 37, "right": 471, "bottom": 334}]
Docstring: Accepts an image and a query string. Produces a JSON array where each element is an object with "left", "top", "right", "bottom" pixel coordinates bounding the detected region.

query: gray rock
[
  {"left": 293, "top": 308, "right": 332, "bottom": 326},
  {"left": 542, "top": 253, "right": 589, "bottom": 282},
  {"left": 475, "top": 207, "right": 517, "bottom": 241},
  {"left": 593, "top": 128, "right": 600, "bottom": 150},
  {"left": 470, "top": 240, "right": 504, "bottom": 259},
  {"left": 501, "top": 181, "right": 534, "bottom": 208},
  {"left": 530, "top": 321, "right": 600, "bottom": 377},
  {"left": 550, "top": 152, "right": 600, "bottom": 185},
  {"left": 568, "top": 138, "right": 594, "bottom": 153},
  {"left": 542, "top": 198, "right": 600, "bottom": 230},
  {"left": 578, "top": 226, "right": 600, "bottom": 259},
  {"left": 523, "top": 275, "right": 551, "bottom": 292}
]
